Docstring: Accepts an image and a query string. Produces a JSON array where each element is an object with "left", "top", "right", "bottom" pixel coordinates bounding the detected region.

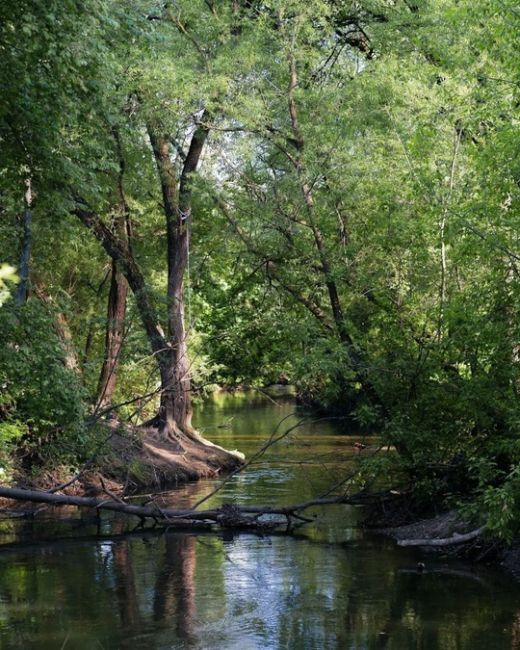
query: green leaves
[
  {"left": 0, "top": 0, "right": 518, "bottom": 536},
  {"left": 0, "top": 266, "right": 17, "bottom": 307},
  {"left": 0, "top": 300, "right": 87, "bottom": 465}
]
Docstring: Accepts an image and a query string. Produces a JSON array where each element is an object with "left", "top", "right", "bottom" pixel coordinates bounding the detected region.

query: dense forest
[{"left": 1, "top": 0, "right": 519, "bottom": 540}]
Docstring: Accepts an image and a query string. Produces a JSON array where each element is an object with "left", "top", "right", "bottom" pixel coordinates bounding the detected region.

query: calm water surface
[{"left": 0, "top": 393, "right": 519, "bottom": 649}]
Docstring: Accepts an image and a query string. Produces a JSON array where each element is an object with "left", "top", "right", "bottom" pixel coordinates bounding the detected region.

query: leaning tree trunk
[
  {"left": 95, "top": 259, "right": 128, "bottom": 412},
  {"left": 95, "top": 134, "right": 130, "bottom": 414},
  {"left": 75, "top": 206, "right": 178, "bottom": 432}
]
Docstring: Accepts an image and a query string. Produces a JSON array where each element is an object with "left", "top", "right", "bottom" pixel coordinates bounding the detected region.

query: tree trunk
[
  {"left": 74, "top": 206, "right": 175, "bottom": 429},
  {"left": 95, "top": 136, "right": 130, "bottom": 413},
  {"left": 74, "top": 119, "right": 225, "bottom": 450},
  {"left": 148, "top": 117, "right": 210, "bottom": 435},
  {"left": 15, "top": 178, "right": 32, "bottom": 305},
  {"left": 148, "top": 130, "right": 192, "bottom": 433},
  {"left": 397, "top": 527, "right": 483, "bottom": 547},
  {"left": 95, "top": 259, "right": 128, "bottom": 412},
  {"left": 75, "top": 118, "right": 243, "bottom": 463},
  {"left": 161, "top": 213, "right": 192, "bottom": 433},
  {"left": 0, "top": 484, "right": 382, "bottom": 526}
]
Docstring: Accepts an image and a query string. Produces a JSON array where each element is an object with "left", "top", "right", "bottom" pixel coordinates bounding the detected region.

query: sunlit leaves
[{"left": 0, "top": 266, "right": 17, "bottom": 307}]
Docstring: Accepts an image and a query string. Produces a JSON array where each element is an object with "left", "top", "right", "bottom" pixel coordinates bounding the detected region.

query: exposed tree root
[{"left": 45, "top": 419, "right": 246, "bottom": 496}]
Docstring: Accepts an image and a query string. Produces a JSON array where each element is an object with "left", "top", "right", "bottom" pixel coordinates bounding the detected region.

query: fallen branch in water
[
  {"left": 0, "top": 485, "right": 391, "bottom": 530},
  {"left": 190, "top": 412, "right": 309, "bottom": 510},
  {"left": 0, "top": 416, "right": 386, "bottom": 531},
  {"left": 397, "top": 527, "right": 484, "bottom": 547},
  {"left": 190, "top": 413, "right": 380, "bottom": 511}
]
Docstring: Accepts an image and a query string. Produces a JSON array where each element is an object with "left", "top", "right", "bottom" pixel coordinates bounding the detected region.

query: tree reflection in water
[
  {"left": 153, "top": 533, "right": 197, "bottom": 645},
  {"left": 0, "top": 395, "right": 520, "bottom": 648},
  {"left": 112, "top": 520, "right": 141, "bottom": 635}
]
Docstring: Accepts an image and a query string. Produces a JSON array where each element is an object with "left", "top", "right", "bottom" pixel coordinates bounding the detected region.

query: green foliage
[
  {"left": 0, "top": 300, "right": 87, "bottom": 466},
  {"left": 0, "top": 266, "right": 17, "bottom": 306},
  {"left": 0, "top": 0, "right": 519, "bottom": 539}
]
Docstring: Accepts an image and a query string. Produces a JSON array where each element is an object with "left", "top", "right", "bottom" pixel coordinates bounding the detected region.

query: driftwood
[
  {"left": 397, "top": 527, "right": 483, "bottom": 547},
  {"left": 0, "top": 485, "right": 384, "bottom": 530}
]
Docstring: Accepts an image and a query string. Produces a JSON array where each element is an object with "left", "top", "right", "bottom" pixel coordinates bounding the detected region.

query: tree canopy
[{"left": 1, "top": 0, "right": 519, "bottom": 537}]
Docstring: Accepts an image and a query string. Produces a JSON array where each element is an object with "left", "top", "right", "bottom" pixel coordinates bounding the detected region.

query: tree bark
[
  {"left": 147, "top": 116, "right": 210, "bottom": 435},
  {"left": 95, "top": 135, "right": 130, "bottom": 412},
  {"left": 75, "top": 115, "right": 213, "bottom": 446},
  {"left": 15, "top": 178, "right": 32, "bottom": 305},
  {"left": 95, "top": 259, "right": 128, "bottom": 411}
]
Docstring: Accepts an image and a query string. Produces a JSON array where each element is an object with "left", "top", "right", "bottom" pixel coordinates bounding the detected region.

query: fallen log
[
  {"left": 397, "top": 527, "right": 483, "bottom": 547},
  {"left": 0, "top": 485, "right": 388, "bottom": 530},
  {"left": 0, "top": 486, "right": 216, "bottom": 524}
]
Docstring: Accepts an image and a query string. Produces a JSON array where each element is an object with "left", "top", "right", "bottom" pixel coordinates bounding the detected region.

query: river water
[{"left": 0, "top": 393, "right": 519, "bottom": 649}]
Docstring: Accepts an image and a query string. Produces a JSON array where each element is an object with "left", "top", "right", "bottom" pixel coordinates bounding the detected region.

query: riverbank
[
  {"left": 4, "top": 387, "right": 310, "bottom": 501},
  {"left": 375, "top": 509, "right": 520, "bottom": 582},
  {"left": 14, "top": 420, "right": 244, "bottom": 498}
]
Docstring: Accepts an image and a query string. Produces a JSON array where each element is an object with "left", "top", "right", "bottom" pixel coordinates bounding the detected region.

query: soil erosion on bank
[{"left": 24, "top": 421, "right": 245, "bottom": 497}]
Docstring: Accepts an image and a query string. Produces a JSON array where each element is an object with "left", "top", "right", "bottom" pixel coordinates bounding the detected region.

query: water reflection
[
  {"left": 0, "top": 527, "right": 518, "bottom": 650},
  {"left": 112, "top": 521, "right": 141, "bottom": 636},
  {"left": 153, "top": 535, "right": 197, "bottom": 644},
  {"left": 0, "top": 393, "right": 518, "bottom": 649}
]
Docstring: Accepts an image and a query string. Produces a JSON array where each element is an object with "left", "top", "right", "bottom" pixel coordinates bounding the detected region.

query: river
[{"left": 0, "top": 392, "right": 519, "bottom": 649}]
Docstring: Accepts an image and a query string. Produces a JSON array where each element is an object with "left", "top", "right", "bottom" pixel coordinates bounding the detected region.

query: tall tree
[{"left": 72, "top": 1, "right": 249, "bottom": 453}]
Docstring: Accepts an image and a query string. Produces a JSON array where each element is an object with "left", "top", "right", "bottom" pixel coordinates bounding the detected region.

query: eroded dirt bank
[{"left": 12, "top": 422, "right": 244, "bottom": 499}]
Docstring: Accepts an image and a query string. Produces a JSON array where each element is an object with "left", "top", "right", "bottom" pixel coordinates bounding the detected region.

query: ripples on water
[{"left": 0, "top": 392, "right": 519, "bottom": 649}]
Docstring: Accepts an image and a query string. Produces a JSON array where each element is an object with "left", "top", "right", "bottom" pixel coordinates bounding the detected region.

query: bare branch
[{"left": 397, "top": 528, "right": 484, "bottom": 547}]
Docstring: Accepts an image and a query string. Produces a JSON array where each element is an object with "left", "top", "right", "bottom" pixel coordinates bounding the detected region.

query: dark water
[{"left": 0, "top": 392, "right": 519, "bottom": 649}]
